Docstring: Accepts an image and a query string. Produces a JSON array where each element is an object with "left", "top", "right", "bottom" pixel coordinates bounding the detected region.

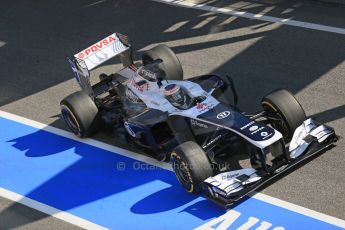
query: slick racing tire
[
  {"left": 60, "top": 91, "right": 100, "bottom": 138},
  {"left": 262, "top": 89, "right": 306, "bottom": 142},
  {"left": 171, "top": 141, "right": 213, "bottom": 194},
  {"left": 142, "top": 44, "right": 183, "bottom": 80}
]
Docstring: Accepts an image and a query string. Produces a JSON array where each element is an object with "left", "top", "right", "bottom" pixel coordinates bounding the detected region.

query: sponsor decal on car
[
  {"left": 125, "top": 89, "right": 141, "bottom": 103},
  {"left": 196, "top": 102, "right": 207, "bottom": 110},
  {"left": 138, "top": 68, "right": 157, "bottom": 81},
  {"left": 132, "top": 80, "right": 149, "bottom": 92},
  {"left": 76, "top": 34, "right": 117, "bottom": 59},
  {"left": 262, "top": 132, "right": 273, "bottom": 139},
  {"left": 251, "top": 127, "right": 265, "bottom": 135},
  {"left": 73, "top": 33, "right": 129, "bottom": 70},
  {"left": 221, "top": 173, "right": 240, "bottom": 181},
  {"left": 150, "top": 100, "right": 160, "bottom": 106},
  {"left": 261, "top": 132, "right": 268, "bottom": 137},
  {"left": 196, "top": 102, "right": 216, "bottom": 112},
  {"left": 190, "top": 119, "right": 208, "bottom": 128},
  {"left": 216, "top": 111, "right": 231, "bottom": 119},
  {"left": 274, "top": 164, "right": 288, "bottom": 173},
  {"left": 124, "top": 121, "right": 136, "bottom": 137},
  {"left": 203, "top": 134, "right": 222, "bottom": 149},
  {"left": 240, "top": 121, "right": 255, "bottom": 130}
]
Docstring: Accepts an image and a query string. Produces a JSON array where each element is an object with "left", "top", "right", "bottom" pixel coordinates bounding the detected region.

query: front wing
[{"left": 202, "top": 119, "right": 338, "bottom": 208}]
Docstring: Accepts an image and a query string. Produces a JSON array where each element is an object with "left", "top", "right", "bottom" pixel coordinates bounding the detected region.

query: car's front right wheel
[
  {"left": 262, "top": 89, "right": 306, "bottom": 142},
  {"left": 142, "top": 44, "right": 183, "bottom": 80}
]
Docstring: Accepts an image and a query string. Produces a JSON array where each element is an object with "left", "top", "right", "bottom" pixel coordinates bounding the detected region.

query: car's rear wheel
[
  {"left": 60, "top": 91, "right": 100, "bottom": 138},
  {"left": 262, "top": 89, "right": 306, "bottom": 142},
  {"left": 142, "top": 44, "right": 183, "bottom": 80},
  {"left": 170, "top": 141, "right": 213, "bottom": 193}
]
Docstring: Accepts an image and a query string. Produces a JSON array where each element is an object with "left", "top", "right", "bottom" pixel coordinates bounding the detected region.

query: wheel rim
[
  {"left": 263, "top": 105, "right": 290, "bottom": 140},
  {"left": 171, "top": 156, "right": 192, "bottom": 190},
  {"left": 142, "top": 55, "right": 153, "bottom": 65},
  {"left": 61, "top": 106, "right": 80, "bottom": 135}
]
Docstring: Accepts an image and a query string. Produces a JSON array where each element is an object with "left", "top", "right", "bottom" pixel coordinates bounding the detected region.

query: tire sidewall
[
  {"left": 60, "top": 103, "right": 83, "bottom": 137},
  {"left": 60, "top": 91, "right": 99, "bottom": 138},
  {"left": 171, "top": 151, "right": 195, "bottom": 193},
  {"left": 142, "top": 44, "right": 183, "bottom": 80},
  {"left": 262, "top": 89, "right": 306, "bottom": 141},
  {"left": 170, "top": 141, "right": 213, "bottom": 193}
]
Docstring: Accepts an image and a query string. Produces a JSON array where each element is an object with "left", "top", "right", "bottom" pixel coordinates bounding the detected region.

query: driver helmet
[{"left": 164, "top": 84, "right": 190, "bottom": 109}]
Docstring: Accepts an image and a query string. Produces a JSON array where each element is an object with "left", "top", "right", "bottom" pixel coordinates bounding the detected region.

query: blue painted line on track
[{"left": 0, "top": 116, "right": 343, "bottom": 229}]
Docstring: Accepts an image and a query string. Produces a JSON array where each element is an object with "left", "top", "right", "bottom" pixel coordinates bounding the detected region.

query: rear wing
[
  {"left": 67, "top": 33, "right": 132, "bottom": 97},
  {"left": 74, "top": 32, "right": 131, "bottom": 70}
]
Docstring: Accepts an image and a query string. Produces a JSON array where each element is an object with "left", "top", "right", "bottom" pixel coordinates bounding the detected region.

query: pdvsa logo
[{"left": 77, "top": 34, "right": 117, "bottom": 59}]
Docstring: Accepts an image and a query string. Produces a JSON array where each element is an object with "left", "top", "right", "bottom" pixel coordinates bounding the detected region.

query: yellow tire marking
[
  {"left": 171, "top": 151, "right": 194, "bottom": 193},
  {"left": 262, "top": 101, "right": 277, "bottom": 112}
]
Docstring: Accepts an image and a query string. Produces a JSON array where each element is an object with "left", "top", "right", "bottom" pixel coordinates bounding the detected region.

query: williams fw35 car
[{"left": 61, "top": 32, "right": 338, "bottom": 207}]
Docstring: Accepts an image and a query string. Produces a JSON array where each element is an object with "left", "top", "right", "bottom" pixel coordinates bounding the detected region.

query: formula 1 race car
[{"left": 61, "top": 32, "right": 338, "bottom": 207}]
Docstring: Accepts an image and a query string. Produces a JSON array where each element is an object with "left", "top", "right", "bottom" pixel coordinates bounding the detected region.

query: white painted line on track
[
  {"left": 0, "top": 187, "right": 107, "bottom": 230},
  {"left": 164, "top": 20, "right": 189, "bottom": 32},
  {"left": 219, "top": 16, "right": 237, "bottom": 26},
  {"left": 253, "top": 193, "right": 345, "bottom": 229},
  {"left": 1, "top": 110, "right": 345, "bottom": 229},
  {"left": 192, "top": 16, "right": 217, "bottom": 29},
  {"left": 151, "top": 0, "right": 345, "bottom": 35}
]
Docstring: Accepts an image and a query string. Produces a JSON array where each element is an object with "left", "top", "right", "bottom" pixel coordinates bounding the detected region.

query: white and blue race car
[{"left": 60, "top": 33, "right": 338, "bottom": 207}]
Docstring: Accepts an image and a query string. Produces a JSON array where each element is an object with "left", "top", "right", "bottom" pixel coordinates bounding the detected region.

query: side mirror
[
  {"left": 226, "top": 75, "right": 238, "bottom": 107},
  {"left": 208, "top": 79, "right": 224, "bottom": 95}
]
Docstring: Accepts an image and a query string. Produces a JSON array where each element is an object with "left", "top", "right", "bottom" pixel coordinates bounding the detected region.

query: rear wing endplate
[{"left": 67, "top": 56, "right": 94, "bottom": 97}]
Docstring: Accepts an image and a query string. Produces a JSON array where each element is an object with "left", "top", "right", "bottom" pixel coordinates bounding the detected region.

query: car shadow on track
[
  {"left": 0, "top": 123, "right": 226, "bottom": 229},
  {"left": 312, "top": 104, "right": 345, "bottom": 124},
  {"left": 1, "top": 101, "right": 341, "bottom": 229}
]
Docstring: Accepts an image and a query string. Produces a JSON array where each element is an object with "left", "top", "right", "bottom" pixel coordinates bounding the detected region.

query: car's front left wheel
[{"left": 171, "top": 141, "right": 213, "bottom": 194}]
